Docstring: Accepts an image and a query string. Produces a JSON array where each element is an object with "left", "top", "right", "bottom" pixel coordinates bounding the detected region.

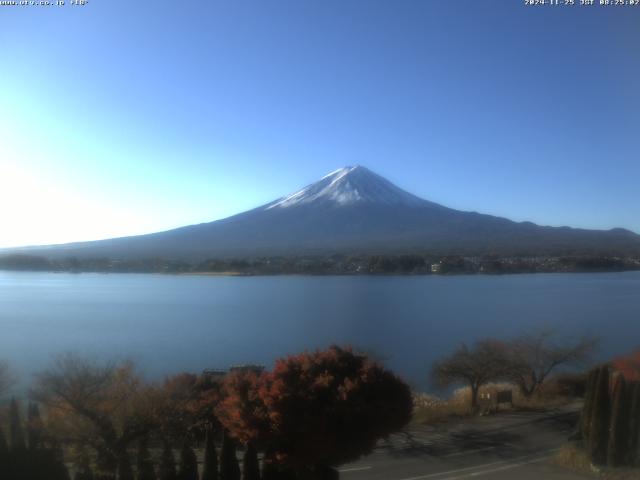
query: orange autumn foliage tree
[
  {"left": 255, "top": 346, "right": 412, "bottom": 472},
  {"left": 215, "top": 370, "right": 270, "bottom": 447},
  {"left": 153, "top": 371, "right": 225, "bottom": 440},
  {"left": 32, "top": 354, "right": 156, "bottom": 478}
]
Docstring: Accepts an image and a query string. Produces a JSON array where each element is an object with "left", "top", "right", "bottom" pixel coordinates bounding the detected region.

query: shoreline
[{"left": 1, "top": 268, "right": 639, "bottom": 277}]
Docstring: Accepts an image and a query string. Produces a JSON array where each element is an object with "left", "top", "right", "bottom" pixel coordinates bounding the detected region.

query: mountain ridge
[{"left": 3, "top": 166, "right": 640, "bottom": 260}]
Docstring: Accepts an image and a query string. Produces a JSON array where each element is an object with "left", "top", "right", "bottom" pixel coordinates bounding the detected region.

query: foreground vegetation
[
  {"left": 413, "top": 378, "right": 584, "bottom": 425},
  {"left": 3, "top": 333, "right": 638, "bottom": 479},
  {"left": 0, "top": 346, "right": 412, "bottom": 480},
  {"left": 432, "top": 331, "right": 594, "bottom": 409},
  {"left": 551, "top": 352, "right": 640, "bottom": 478}
]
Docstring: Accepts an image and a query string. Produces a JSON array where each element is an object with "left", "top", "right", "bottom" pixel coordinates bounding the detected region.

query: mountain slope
[{"left": 5, "top": 166, "right": 640, "bottom": 260}]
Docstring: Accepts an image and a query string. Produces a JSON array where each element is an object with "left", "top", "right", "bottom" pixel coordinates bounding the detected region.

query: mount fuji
[{"left": 6, "top": 166, "right": 640, "bottom": 260}]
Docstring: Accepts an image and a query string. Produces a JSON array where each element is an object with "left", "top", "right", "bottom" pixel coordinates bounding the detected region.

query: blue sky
[{"left": 1, "top": 1, "right": 639, "bottom": 247}]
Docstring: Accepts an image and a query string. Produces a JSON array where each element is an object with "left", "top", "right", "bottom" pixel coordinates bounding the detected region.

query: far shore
[{"left": 180, "top": 271, "right": 254, "bottom": 276}]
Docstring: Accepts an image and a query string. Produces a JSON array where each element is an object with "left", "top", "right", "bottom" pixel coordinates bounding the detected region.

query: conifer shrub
[
  {"left": 158, "top": 441, "right": 177, "bottom": 480},
  {"left": 607, "top": 374, "right": 630, "bottom": 467},
  {"left": 136, "top": 438, "right": 156, "bottom": 480},
  {"left": 27, "top": 402, "right": 44, "bottom": 451},
  {"left": 178, "top": 441, "right": 198, "bottom": 480},
  {"left": 627, "top": 381, "right": 640, "bottom": 466},
  {"left": 580, "top": 368, "right": 597, "bottom": 444},
  {"left": 242, "top": 443, "right": 260, "bottom": 480},
  {"left": 118, "top": 452, "right": 135, "bottom": 480},
  {"left": 201, "top": 428, "right": 218, "bottom": 480},
  {"left": 9, "top": 397, "right": 26, "bottom": 451},
  {"left": 74, "top": 452, "right": 96, "bottom": 480},
  {"left": 587, "top": 365, "right": 610, "bottom": 465},
  {"left": 219, "top": 432, "right": 240, "bottom": 480}
]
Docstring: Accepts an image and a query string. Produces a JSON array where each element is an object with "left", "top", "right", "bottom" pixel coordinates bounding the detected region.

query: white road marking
[
  {"left": 339, "top": 466, "right": 373, "bottom": 473},
  {"left": 450, "top": 454, "right": 554, "bottom": 478},
  {"left": 395, "top": 449, "right": 558, "bottom": 480}
]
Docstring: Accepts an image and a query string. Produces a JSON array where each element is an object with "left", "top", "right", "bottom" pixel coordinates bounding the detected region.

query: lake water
[{"left": 1, "top": 271, "right": 639, "bottom": 390}]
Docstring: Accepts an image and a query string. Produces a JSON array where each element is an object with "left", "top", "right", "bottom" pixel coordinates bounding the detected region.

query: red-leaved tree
[
  {"left": 215, "top": 369, "right": 270, "bottom": 447},
  {"left": 258, "top": 346, "right": 412, "bottom": 475},
  {"left": 612, "top": 350, "right": 640, "bottom": 382}
]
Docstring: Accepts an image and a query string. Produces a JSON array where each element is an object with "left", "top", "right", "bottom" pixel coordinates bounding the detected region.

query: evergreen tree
[
  {"left": 0, "top": 426, "right": 8, "bottom": 454},
  {"left": 0, "top": 427, "right": 8, "bottom": 480},
  {"left": 50, "top": 446, "right": 72, "bottom": 480},
  {"left": 260, "top": 456, "right": 294, "bottom": 480},
  {"left": 9, "top": 397, "right": 26, "bottom": 451},
  {"left": 219, "top": 432, "right": 240, "bottom": 480},
  {"left": 588, "top": 365, "right": 611, "bottom": 465},
  {"left": 96, "top": 448, "right": 118, "bottom": 480},
  {"left": 607, "top": 374, "right": 630, "bottom": 466},
  {"left": 27, "top": 402, "right": 44, "bottom": 451},
  {"left": 118, "top": 451, "right": 135, "bottom": 480},
  {"left": 136, "top": 438, "right": 156, "bottom": 480},
  {"left": 242, "top": 443, "right": 260, "bottom": 480},
  {"left": 178, "top": 441, "right": 198, "bottom": 480},
  {"left": 260, "top": 458, "right": 278, "bottom": 480},
  {"left": 626, "top": 382, "right": 640, "bottom": 466},
  {"left": 158, "top": 441, "right": 177, "bottom": 480},
  {"left": 75, "top": 452, "right": 96, "bottom": 480},
  {"left": 580, "top": 368, "right": 598, "bottom": 445},
  {"left": 201, "top": 428, "right": 218, "bottom": 480}
]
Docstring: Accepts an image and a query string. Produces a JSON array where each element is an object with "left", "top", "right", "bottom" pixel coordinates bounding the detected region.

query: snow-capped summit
[{"left": 265, "top": 165, "right": 427, "bottom": 210}]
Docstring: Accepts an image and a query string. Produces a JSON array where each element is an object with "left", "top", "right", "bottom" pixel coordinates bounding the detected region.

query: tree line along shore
[{"left": 1, "top": 253, "right": 639, "bottom": 275}]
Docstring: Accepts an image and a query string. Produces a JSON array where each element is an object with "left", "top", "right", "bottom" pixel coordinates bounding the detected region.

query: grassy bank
[
  {"left": 555, "top": 444, "right": 640, "bottom": 479},
  {"left": 412, "top": 382, "right": 579, "bottom": 425}
]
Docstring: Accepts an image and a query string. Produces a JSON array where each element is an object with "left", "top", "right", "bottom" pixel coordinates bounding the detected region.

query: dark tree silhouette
[
  {"left": 27, "top": 402, "right": 44, "bottom": 451},
  {"left": 178, "top": 441, "right": 198, "bottom": 480},
  {"left": 0, "top": 359, "right": 13, "bottom": 398},
  {"left": 9, "top": 397, "right": 26, "bottom": 451},
  {"left": 242, "top": 443, "right": 260, "bottom": 480},
  {"left": 258, "top": 346, "right": 412, "bottom": 475},
  {"left": 261, "top": 455, "right": 295, "bottom": 480},
  {"left": 158, "top": 441, "right": 177, "bottom": 480},
  {"left": 580, "top": 368, "right": 598, "bottom": 444},
  {"left": 607, "top": 374, "right": 630, "bottom": 466},
  {"left": 201, "top": 427, "right": 218, "bottom": 480},
  {"left": 503, "top": 332, "right": 595, "bottom": 398},
  {"left": 219, "top": 431, "right": 240, "bottom": 480},
  {"left": 74, "top": 450, "right": 95, "bottom": 480},
  {"left": 627, "top": 382, "right": 640, "bottom": 465},
  {"left": 0, "top": 427, "right": 8, "bottom": 480},
  {"left": 588, "top": 365, "right": 610, "bottom": 465},
  {"left": 135, "top": 438, "right": 156, "bottom": 480},
  {"left": 49, "top": 445, "right": 72, "bottom": 480},
  {"left": 0, "top": 426, "right": 8, "bottom": 454},
  {"left": 433, "top": 340, "right": 509, "bottom": 409},
  {"left": 118, "top": 451, "right": 135, "bottom": 480}
]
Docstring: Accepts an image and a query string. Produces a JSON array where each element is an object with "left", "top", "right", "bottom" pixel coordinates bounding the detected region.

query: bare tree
[
  {"left": 31, "top": 354, "right": 156, "bottom": 478},
  {"left": 432, "top": 340, "right": 510, "bottom": 409},
  {"left": 503, "top": 331, "right": 595, "bottom": 398}
]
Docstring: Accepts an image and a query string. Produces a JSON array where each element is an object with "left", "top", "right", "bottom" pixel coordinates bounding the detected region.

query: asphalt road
[{"left": 339, "top": 405, "right": 592, "bottom": 480}]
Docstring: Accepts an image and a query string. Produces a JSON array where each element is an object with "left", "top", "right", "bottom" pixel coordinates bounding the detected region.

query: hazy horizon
[{"left": 2, "top": 164, "right": 640, "bottom": 251}]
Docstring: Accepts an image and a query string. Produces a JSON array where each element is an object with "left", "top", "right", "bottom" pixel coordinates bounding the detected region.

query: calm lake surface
[{"left": 1, "top": 271, "right": 639, "bottom": 390}]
